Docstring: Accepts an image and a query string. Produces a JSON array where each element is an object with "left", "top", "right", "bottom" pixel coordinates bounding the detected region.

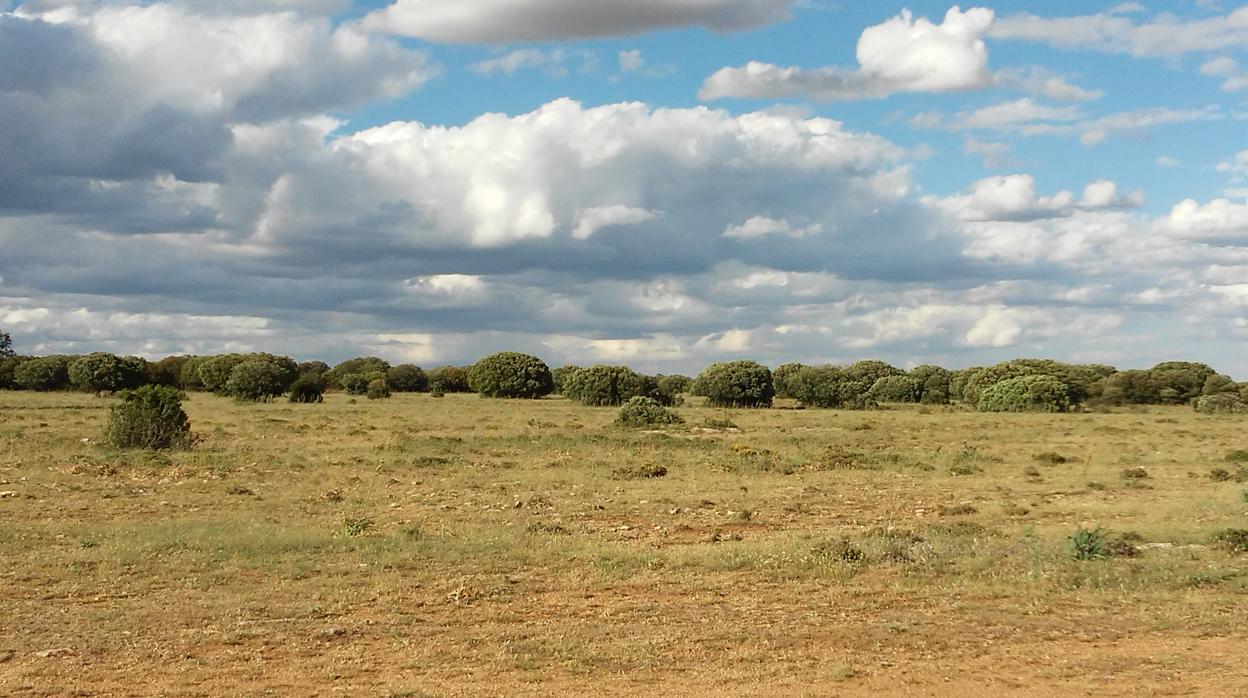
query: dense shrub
[
  {"left": 867, "top": 375, "right": 921, "bottom": 403},
  {"left": 977, "top": 375, "right": 1071, "bottom": 413},
  {"left": 178, "top": 356, "right": 209, "bottom": 390},
  {"left": 949, "top": 367, "right": 981, "bottom": 402},
  {"left": 772, "top": 363, "right": 807, "bottom": 399},
  {"left": 340, "top": 373, "right": 372, "bottom": 396},
  {"left": 224, "top": 359, "right": 288, "bottom": 402},
  {"left": 469, "top": 352, "right": 554, "bottom": 399},
  {"left": 104, "top": 385, "right": 191, "bottom": 450},
  {"left": 0, "top": 330, "right": 11, "bottom": 357},
  {"left": 551, "top": 365, "right": 582, "bottom": 395},
  {"left": 0, "top": 356, "right": 31, "bottom": 390},
  {"left": 844, "top": 361, "right": 905, "bottom": 387},
  {"left": 14, "top": 355, "right": 74, "bottom": 391},
  {"left": 288, "top": 375, "right": 325, "bottom": 404},
  {"left": 197, "top": 354, "right": 248, "bottom": 393},
  {"left": 298, "top": 361, "right": 330, "bottom": 379},
  {"left": 656, "top": 374, "right": 692, "bottom": 403},
  {"left": 562, "top": 365, "right": 664, "bottom": 406},
  {"left": 1099, "top": 361, "right": 1216, "bottom": 405},
  {"left": 387, "top": 364, "right": 428, "bottom": 392},
  {"left": 788, "top": 365, "right": 873, "bottom": 409},
  {"left": 910, "top": 365, "right": 952, "bottom": 405},
  {"left": 68, "top": 353, "right": 147, "bottom": 393},
  {"left": 1195, "top": 393, "right": 1248, "bottom": 415},
  {"left": 692, "top": 361, "right": 774, "bottom": 408},
  {"left": 326, "top": 357, "right": 390, "bottom": 390},
  {"left": 146, "top": 355, "right": 189, "bottom": 387},
  {"left": 1203, "top": 374, "right": 1238, "bottom": 396},
  {"left": 616, "top": 396, "right": 684, "bottom": 427},
  {"left": 366, "top": 379, "right": 391, "bottom": 400},
  {"left": 428, "top": 366, "right": 472, "bottom": 393}
]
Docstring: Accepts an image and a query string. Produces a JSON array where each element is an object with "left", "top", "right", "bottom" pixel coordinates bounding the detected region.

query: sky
[{"left": 1, "top": 1, "right": 1246, "bottom": 376}]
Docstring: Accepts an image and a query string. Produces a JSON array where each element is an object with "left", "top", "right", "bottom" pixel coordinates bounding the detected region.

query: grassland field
[{"left": 1, "top": 390, "right": 1246, "bottom": 696}]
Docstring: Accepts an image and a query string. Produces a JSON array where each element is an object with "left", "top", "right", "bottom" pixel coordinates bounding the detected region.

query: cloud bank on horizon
[{"left": 1, "top": 1, "right": 1246, "bottom": 375}]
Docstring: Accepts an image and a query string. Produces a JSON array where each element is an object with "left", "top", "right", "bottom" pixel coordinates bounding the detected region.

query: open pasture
[{"left": 1, "top": 392, "right": 1246, "bottom": 696}]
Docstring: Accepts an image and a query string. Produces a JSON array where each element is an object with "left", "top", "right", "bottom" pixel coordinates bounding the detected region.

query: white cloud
[
  {"left": 618, "top": 49, "right": 645, "bottom": 73},
  {"left": 1200, "top": 57, "right": 1248, "bottom": 92},
  {"left": 924, "top": 175, "right": 1141, "bottom": 223},
  {"left": 964, "top": 138, "right": 1014, "bottom": 169},
  {"left": 1156, "top": 156, "right": 1181, "bottom": 168},
  {"left": 700, "top": 7, "right": 995, "bottom": 101},
  {"left": 573, "top": 205, "right": 660, "bottom": 239},
  {"left": 996, "top": 67, "right": 1102, "bottom": 102},
  {"left": 470, "top": 48, "right": 589, "bottom": 78},
  {"left": 1164, "top": 198, "right": 1248, "bottom": 242},
  {"left": 991, "top": 7, "right": 1248, "bottom": 58},
  {"left": 361, "top": 0, "right": 796, "bottom": 43},
  {"left": 723, "top": 216, "right": 821, "bottom": 239}
]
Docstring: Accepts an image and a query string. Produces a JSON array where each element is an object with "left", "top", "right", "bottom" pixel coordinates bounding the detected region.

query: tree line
[{"left": 1, "top": 334, "right": 1244, "bottom": 414}]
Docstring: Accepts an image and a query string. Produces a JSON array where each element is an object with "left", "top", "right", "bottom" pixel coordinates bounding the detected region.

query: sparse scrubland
[{"left": 1, "top": 349, "right": 1247, "bottom": 695}]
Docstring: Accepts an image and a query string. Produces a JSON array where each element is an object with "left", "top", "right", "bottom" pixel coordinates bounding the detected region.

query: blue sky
[{"left": 1, "top": 1, "right": 1246, "bottom": 375}]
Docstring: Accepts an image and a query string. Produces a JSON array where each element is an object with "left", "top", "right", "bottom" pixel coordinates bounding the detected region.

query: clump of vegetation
[
  {"left": 811, "top": 539, "right": 866, "bottom": 565},
  {"left": 224, "top": 358, "right": 290, "bottom": 402},
  {"left": 1069, "top": 527, "right": 1111, "bottom": 560},
  {"left": 610, "top": 463, "right": 668, "bottom": 480},
  {"left": 103, "top": 385, "right": 191, "bottom": 450},
  {"left": 977, "top": 374, "right": 1071, "bottom": 413},
  {"left": 692, "top": 361, "right": 774, "bottom": 408},
  {"left": 939, "top": 503, "right": 978, "bottom": 516},
  {"left": 1225, "top": 450, "right": 1248, "bottom": 463},
  {"left": 14, "top": 355, "right": 74, "bottom": 391},
  {"left": 428, "top": 365, "right": 472, "bottom": 393},
  {"left": 866, "top": 375, "right": 921, "bottom": 404},
  {"left": 68, "top": 353, "right": 146, "bottom": 393},
  {"left": 1121, "top": 466, "right": 1150, "bottom": 480},
  {"left": 366, "top": 379, "right": 391, "bottom": 400},
  {"left": 326, "top": 357, "right": 390, "bottom": 390},
  {"left": 288, "top": 375, "right": 325, "bottom": 404},
  {"left": 1195, "top": 393, "right": 1248, "bottom": 414},
  {"left": 342, "top": 517, "right": 374, "bottom": 537},
  {"left": 563, "top": 365, "right": 665, "bottom": 406},
  {"left": 785, "top": 365, "right": 874, "bottom": 409},
  {"left": 1034, "top": 451, "right": 1069, "bottom": 465},
  {"left": 616, "top": 396, "right": 683, "bottom": 427},
  {"left": 1211, "top": 529, "right": 1248, "bottom": 553},
  {"left": 386, "top": 364, "right": 428, "bottom": 392},
  {"left": 339, "top": 374, "right": 375, "bottom": 396},
  {"left": 469, "top": 352, "right": 554, "bottom": 399}
]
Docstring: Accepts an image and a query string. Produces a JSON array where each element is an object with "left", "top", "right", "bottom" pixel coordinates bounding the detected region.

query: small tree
[
  {"left": 911, "top": 365, "right": 952, "bottom": 405},
  {"left": 0, "top": 330, "right": 13, "bottom": 357},
  {"left": 656, "top": 374, "right": 691, "bottom": 404},
  {"left": 387, "top": 364, "right": 428, "bottom": 392},
  {"left": 298, "top": 361, "right": 330, "bottom": 379},
  {"left": 772, "top": 363, "right": 807, "bottom": 399},
  {"left": 68, "top": 353, "right": 147, "bottom": 393},
  {"left": 562, "top": 365, "right": 664, "bottom": 406},
  {"left": 147, "top": 356, "right": 189, "bottom": 387},
  {"left": 340, "top": 373, "right": 372, "bottom": 396},
  {"left": 977, "top": 375, "right": 1071, "bottom": 413},
  {"left": 844, "top": 360, "right": 905, "bottom": 387},
  {"left": 692, "top": 361, "right": 774, "bottom": 408},
  {"left": 224, "top": 359, "right": 288, "bottom": 402},
  {"left": 469, "top": 352, "right": 554, "bottom": 399},
  {"left": 197, "top": 354, "right": 248, "bottom": 393},
  {"left": 366, "top": 378, "right": 391, "bottom": 400},
  {"left": 0, "top": 356, "right": 31, "bottom": 390},
  {"left": 428, "top": 366, "right": 472, "bottom": 393},
  {"left": 787, "top": 365, "right": 874, "bottom": 409},
  {"left": 866, "top": 375, "right": 921, "bottom": 403},
  {"left": 326, "top": 357, "right": 391, "bottom": 390},
  {"left": 288, "top": 375, "right": 325, "bottom": 404},
  {"left": 616, "top": 396, "right": 683, "bottom": 427},
  {"left": 104, "top": 385, "right": 191, "bottom": 450},
  {"left": 14, "top": 355, "right": 74, "bottom": 391}
]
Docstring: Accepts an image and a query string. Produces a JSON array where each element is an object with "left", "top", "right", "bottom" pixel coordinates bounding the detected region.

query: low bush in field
[
  {"left": 14, "top": 355, "right": 74, "bottom": 391},
  {"left": 469, "top": 352, "right": 554, "bottom": 399},
  {"left": 616, "top": 396, "right": 683, "bottom": 427},
  {"left": 340, "top": 373, "right": 372, "bottom": 396},
  {"left": 428, "top": 366, "right": 472, "bottom": 393},
  {"left": 224, "top": 358, "right": 289, "bottom": 402},
  {"left": 104, "top": 385, "right": 191, "bottom": 450},
  {"left": 366, "top": 379, "right": 391, "bottom": 400},
  {"left": 693, "top": 361, "right": 774, "bottom": 408},
  {"left": 386, "top": 364, "right": 428, "bottom": 392},
  {"left": 68, "top": 353, "right": 147, "bottom": 393},
  {"left": 977, "top": 375, "right": 1071, "bottom": 413},
  {"left": 1212, "top": 529, "right": 1248, "bottom": 553},
  {"left": 563, "top": 365, "right": 664, "bottom": 406},
  {"left": 288, "top": 375, "right": 325, "bottom": 403}
]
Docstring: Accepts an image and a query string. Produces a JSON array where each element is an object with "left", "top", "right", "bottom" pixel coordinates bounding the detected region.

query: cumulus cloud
[
  {"left": 924, "top": 174, "right": 1142, "bottom": 223},
  {"left": 361, "top": 0, "right": 796, "bottom": 43},
  {"left": 991, "top": 6, "right": 1248, "bottom": 58},
  {"left": 700, "top": 7, "right": 995, "bottom": 101}
]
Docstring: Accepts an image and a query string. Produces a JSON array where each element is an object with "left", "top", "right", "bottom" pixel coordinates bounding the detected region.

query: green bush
[
  {"left": 340, "top": 373, "right": 372, "bottom": 396},
  {"left": 469, "top": 352, "right": 554, "bottom": 399},
  {"left": 146, "top": 356, "right": 189, "bottom": 387},
  {"left": 977, "top": 375, "right": 1071, "bottom": 413},
  {"left": 692, "top": 361, "right": 774, "bottom": 408},
  {"left": 866, "top": 375, "right": 921, "bottom": 403},
  {"left": 366, "top": 379, "right": 391, "bottom": 400},
  {"left": 562, "top": 365, "right": 664, "bottom": 406},
  {"left": 224, "top": 359, "right": 289, "bottom": 402},
  {"left": 656, "top": 374, "right": 691, "bottom": 403},
  {"left": 844, "top": 360, "right": 905, "bottom": 387},
  {"left": 14, "top": 355, "right": 74, "bottom": 391},
  {"left": 551, "top": 365, "right": 582, "bottom": 395},
  {"left": 428, "top": 366, "right": 472, "bottom": 393},
  {"left": 196, "top": 354, "right": 248, "bottom": 393},
  {"left": 616, "top": 396, "right": 683, "bottom": 427},
  {"left": 910, "top": 365, "right": 952, "bottom": 405},
  {"left": 1195, "top": 393, "right": 1248, "bottom": 415},
  {"left": 772, "top": 363, "right": 807, "bottom": 399},
  {"left": 326, "top": 357, "right": 390, "bottom": 390},
  {"left": 386, "top": 364, "right": 428, "bottom": 392},
  {"left": 68, "top": 353, "right": 147, "bottom": 393},
  {"left": 178, "top": 356, "right": 209, "bottom": 390},
  {"left": 298, "top": 361, "right": 330, "bottom": 379},
  {"left": 787, "top": 365, "right": 873, "bottom": 409},
  {"left": 288, "top": 375, "right": 325, "bottom": 404},
  {"left": 104, "top": 385, "right": 191, "bottom": 450},
  {"left": 1069, "top": 527, "right": 1111, "bottom": 561},
  {"left": 0, "top": 356, "right": 31, "bottom": 390}
]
